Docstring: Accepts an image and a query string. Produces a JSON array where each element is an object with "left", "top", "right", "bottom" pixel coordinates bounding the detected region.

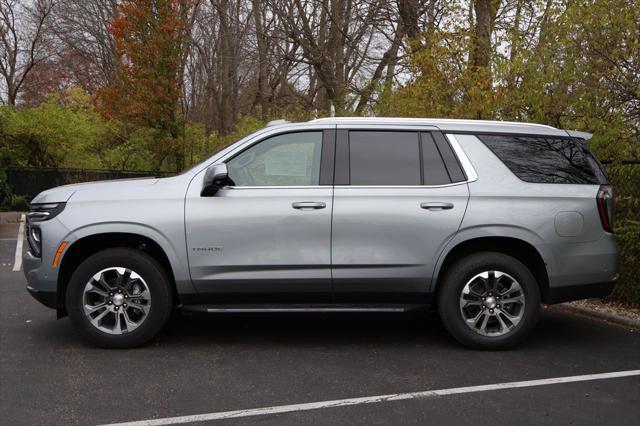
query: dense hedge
[
  {"left": 605, "top": 164, "right": 640, "bottom": 308},
  {"left": 612, "top": 224, "right": 640, "bottom": 308}
]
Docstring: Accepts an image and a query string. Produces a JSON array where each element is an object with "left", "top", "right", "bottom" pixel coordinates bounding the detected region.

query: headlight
[
  {"left": 27, "top": 225, "right": 41, "bottom": 257},
  {"left": 27, "top": 202, "right": 66, "bottom": 222},
  {"left": 26, "top": 203, "right": 66, "bottom": 257}
]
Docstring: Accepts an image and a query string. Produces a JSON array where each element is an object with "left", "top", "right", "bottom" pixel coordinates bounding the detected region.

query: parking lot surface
[{"left": 1, "top": 218, "right": 639, "bottom": 425}]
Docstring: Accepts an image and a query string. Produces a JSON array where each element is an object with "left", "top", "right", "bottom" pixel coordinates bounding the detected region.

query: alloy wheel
[
  {"left": 82, "top": 267, "right": 151, "bottom": 334},
  {"left": 458, "top": 270, "right": 525, "bottom": 337}
]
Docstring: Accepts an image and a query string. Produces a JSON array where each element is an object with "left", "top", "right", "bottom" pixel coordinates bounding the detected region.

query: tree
[
  {"left": 96, "top": 0, "right": 196, "bottom": 171},
  {"left": 51, "top": 0, "right": 119, "bottom": 92},
  {"left": 0, "top": 0, "right": 55, "bottom": 106}
]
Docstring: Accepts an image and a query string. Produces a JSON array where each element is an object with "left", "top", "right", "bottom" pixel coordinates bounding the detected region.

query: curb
[{"left": 553, "top": 303, "right": 640, "bottom": 330}]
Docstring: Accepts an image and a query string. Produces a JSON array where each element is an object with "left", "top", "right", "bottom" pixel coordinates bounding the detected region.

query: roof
[{"left": 309, "top": 117, "right": 569, "bottom": 137}]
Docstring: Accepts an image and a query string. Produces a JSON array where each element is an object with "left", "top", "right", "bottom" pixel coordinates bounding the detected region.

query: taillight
[{"left": 596, "top": 185, "right": 613, "bottom": 233}]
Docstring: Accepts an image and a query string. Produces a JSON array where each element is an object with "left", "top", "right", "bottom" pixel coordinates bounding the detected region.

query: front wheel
[
  {"left": 437, "top": 252, "right": 540, "bottom": 349},
  {"left": 66, "top": 248, "right": 173, "bottom": 348}
]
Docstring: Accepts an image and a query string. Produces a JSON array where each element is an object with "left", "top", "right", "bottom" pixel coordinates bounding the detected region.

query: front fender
[{"left": 62, "top": 222, "right": 196, "bottom": 295}]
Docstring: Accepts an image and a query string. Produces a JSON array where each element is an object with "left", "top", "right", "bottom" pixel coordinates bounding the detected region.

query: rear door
[{"left": 331, "top": 127, "right": 470, "bottom": 301}]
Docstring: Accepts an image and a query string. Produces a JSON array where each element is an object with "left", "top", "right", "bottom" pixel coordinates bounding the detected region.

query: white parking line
[
  {"left": 12, "top": 214, "right": 25, "bottom": 272},
  {"left": 99, "top": 369, "right": 640, "bottom": 426}
]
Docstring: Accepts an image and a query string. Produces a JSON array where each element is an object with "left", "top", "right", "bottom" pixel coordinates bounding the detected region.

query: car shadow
[{"left": 32, "top": 305, "right": 637, "bottom": 358}]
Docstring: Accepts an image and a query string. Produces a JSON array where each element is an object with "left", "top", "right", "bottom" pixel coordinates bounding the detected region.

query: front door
[
  {"left": 331, "top": 129, "right": 469, "bottom": 301},
  {"left": 185, "top": 130, "right": 334, "bottom": 301}
]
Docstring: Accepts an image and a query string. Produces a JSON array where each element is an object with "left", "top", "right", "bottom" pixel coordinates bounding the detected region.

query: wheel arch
[
  {"left": 57, "top": 232, "right": 182, "bottom": 317},
  {"left": 433, "top": 235, "right": 551, "bottom": 303}
]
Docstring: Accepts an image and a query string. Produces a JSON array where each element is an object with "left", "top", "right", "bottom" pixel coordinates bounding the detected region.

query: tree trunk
[
  {"left": 397, "top": 0, "right": 421, "bottom": 54},
  {"left": 252, "top": 0, "right": 269, "bottom": 120},
  {"left": 468, "top": 0, "right": 501, "bottom": 119},
  {"left": 469, "top": 0, "right": 500, "bottom": 69}
]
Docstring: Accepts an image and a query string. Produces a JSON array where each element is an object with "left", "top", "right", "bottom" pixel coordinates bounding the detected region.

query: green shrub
[
  {"left": 609, "top": 222, "right": 640, "bottom": 308},
  {"left": 601, "top": 163, "right": 640, "bottom": 308},
  {"left": 9, "top": 194, "right": 28, "bottom": 211}
]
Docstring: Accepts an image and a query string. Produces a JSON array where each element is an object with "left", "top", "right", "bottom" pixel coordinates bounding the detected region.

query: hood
[{"left": 31, "top": 177, "right": 160, "bottom": 204}]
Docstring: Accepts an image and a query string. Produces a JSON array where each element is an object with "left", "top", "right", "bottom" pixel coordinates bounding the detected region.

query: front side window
[
  {"left": 478, "top": 135, "right": 607, "bottom": 184},
  {"left": 227, "top": 132, "right": 323, "bottom": 186}
]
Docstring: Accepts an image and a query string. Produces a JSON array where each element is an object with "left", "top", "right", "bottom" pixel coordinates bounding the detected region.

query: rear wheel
[
  {"left": 66, "top": 248, "right": 173, "bottom": 348},
  {"left": 437, "top": 252, "right": 540, "bottom": 349}
]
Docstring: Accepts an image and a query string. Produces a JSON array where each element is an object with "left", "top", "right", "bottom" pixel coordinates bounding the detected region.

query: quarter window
[
  {"left": 227, "top": 132, "right": 323, "bottom": 186},
  {"left": 478, "top": 135, "right": 607, "bottom": 184},
  {"left": 421, "top": 133, "right": 452, "bottom": 185}
]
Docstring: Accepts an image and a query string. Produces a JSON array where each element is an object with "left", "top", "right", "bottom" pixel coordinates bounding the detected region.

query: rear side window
[
  {"left": 421, "top": 133, "right": 467, "bottom": 184},
  {"left": 421, "top": 133, "right": 451, "bottom": 185},
  {"left": 349, "top": 131, "right": 421, "bottom": 185},
  {"left": 478, "top": 135, "right": 608, "bottom": 184},
  {"left": 345, "top": 131, "right": 466, "bottom": 186}
]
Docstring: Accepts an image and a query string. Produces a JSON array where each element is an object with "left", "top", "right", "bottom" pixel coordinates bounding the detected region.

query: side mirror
[{"left": 201, "top": 163, "right": 231, "bottom": 196}]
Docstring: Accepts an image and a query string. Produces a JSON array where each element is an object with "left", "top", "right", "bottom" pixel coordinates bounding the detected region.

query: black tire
[
  {"left": 437, "top": 252, "right": 540, "bottom": 349},
  {"left": 66, "top": 248, "right": 173, "bottom": 348}
]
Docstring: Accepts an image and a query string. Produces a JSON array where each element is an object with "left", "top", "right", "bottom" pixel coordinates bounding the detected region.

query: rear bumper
[
  {"left": 544, "top": 279, "right": 616, "bottom": 304},
  {"left": 538, "top": 233, "right": 618, "bottom": 304}
]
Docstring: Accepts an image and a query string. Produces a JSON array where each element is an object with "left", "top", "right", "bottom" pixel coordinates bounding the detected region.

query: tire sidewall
[
  {"left": 437, "top": 252, "right": 541, "bottom": 349},
  {"left": 66, "top": 248, "right": 172, "bottom": 348}
]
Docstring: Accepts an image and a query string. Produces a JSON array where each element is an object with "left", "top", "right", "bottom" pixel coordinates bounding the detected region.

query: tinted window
[
  {"left": 433, "top": 132, "right": 466, "bottom": 182},
  {"left": 227, "top": 132, "right": 322, "bottom": 186},
  {"left": 478, "top": 135, "right": 606, "bottom": 184},
  {"left": 349, "top": 131, "right": 420, "bottom": 185},
  {"left": 421, "top": 133, "right": 452, "bottom": 185}
]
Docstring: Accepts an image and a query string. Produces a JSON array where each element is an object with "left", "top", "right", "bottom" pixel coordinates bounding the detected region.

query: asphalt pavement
[{"left": 0, "top": 217, "right": 639, "bottom": 425}]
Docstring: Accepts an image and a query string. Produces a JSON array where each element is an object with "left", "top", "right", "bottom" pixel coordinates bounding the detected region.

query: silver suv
[{"left": 23, "top": 118, "right": 618, "bottom": 349}]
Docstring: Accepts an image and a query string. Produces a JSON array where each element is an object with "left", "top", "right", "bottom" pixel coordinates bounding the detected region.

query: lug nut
[
  {"left": 124, "top": 295, "right": 128, "bottom": 299},
  {"left": 497, "top": 304, "right": 501, "bottom": 308},
  {"left": 124, "top": 304, "right": 127, "bottom": 308},
  {"left": 115, "top": 306, "right": 119, "bottom": 311},
  {"left": 482, "top": 305, "right": 486, "bottom": 309},
  {"left": 489, "top": 309, "right": 494, "bottom": 314},
  {"left": 108, "top": 301, "right": 112, "bottom": 305}
]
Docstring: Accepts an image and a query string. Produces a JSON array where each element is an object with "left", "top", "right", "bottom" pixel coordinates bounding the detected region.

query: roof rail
[{"left": 309, "top": 117, "right": 557, "bottom": 130}]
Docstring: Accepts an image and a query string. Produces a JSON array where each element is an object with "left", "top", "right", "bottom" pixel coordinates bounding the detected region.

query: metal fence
[{"left": 0, "top": 167, "right": 171, "bottom": 205}]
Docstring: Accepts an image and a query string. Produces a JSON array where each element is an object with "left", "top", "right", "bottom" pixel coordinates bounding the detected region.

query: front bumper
[
  {"left": 26, "top": 285, "right": 57, "bottom": 308},
  {"left": 22, "top": 215, "right": 71, "bottom": 311},
  {"left": 23, "top": 247, "right": 60, "bottom": 310}
]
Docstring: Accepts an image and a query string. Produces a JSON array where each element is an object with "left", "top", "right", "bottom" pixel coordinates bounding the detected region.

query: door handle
[
  {"left": 292, "top": 201, "right": 326, "bottom": 210},
  {"left": 421, "top": 202, "right": 454, "bottom": 211}
]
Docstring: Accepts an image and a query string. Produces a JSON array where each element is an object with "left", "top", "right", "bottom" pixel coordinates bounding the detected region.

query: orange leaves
[{"left": 96, "top": 0, "right": 191, "bottom": 131}]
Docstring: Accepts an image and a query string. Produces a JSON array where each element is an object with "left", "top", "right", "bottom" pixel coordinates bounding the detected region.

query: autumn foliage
[{"left": 96, "top": 0, "right": 193, "bottom": 170}]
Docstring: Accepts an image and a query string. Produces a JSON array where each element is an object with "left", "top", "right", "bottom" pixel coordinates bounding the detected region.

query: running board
[{"left": 180, "top": 304, "right": 429, "bottom": 314}]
